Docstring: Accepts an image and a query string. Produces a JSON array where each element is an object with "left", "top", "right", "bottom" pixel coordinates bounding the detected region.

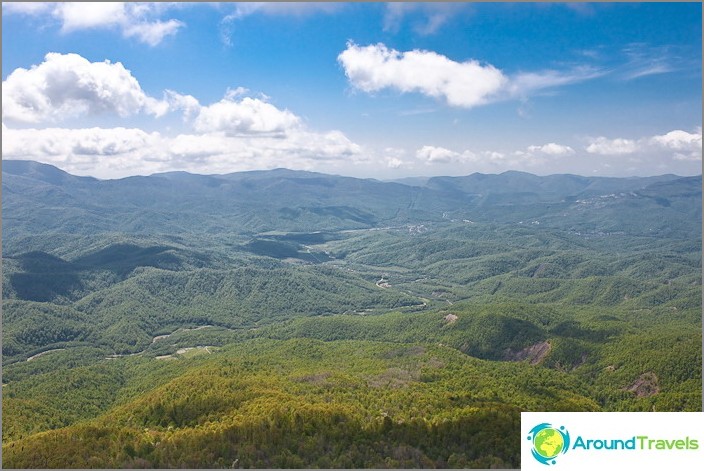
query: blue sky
[{"left": 2, "top": 2, "right": 701, "bottom": 179}]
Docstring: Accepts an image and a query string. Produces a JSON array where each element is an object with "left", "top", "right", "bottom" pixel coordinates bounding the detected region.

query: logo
[{"left": 527, "top": 423, "right": 571, "bottom": 465}]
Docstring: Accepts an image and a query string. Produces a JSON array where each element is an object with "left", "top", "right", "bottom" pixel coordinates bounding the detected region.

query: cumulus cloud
[
  {"left": 339, "top": 43, "right": 508, "bottom": 108},
  {"left": 164, "top": 90, "right": 201, "bottom": 121},
  {"left": 1, "top": 126, "right": 166, "bottom": 176},
  {"left": 3, "top": 2, "right": 184, "bottom": 46},
  {"left": 338, "top": 43, "right": 603, "bottom": 109},
  {"left": 54, "top": 2, "right": 126, "bottom": 31},
  {"left": 193, "top": 96, "right": 301, "bottom": 136},
  {"left": 650, "top": 128, "right": 702, "bottom": 162},
  {"left": 650, "top": 129, "right": 702, "bottom": 151},
  {"left": 2, "top": 51, "right": 365, "bottom": 178},
  {"left": 381, "top": 148, "right": 407, "bottom": 169},
  {"left": 527, "top": 143, "right": 575, "bottom": 156},
  {"left": 2, "top": 125, "right": 363, "bottom": 179},
  {"left": 585, "top": 129, "right": 702, "bottom": 162},
  {"left": 416, "top": 145, "right": 476, "bottom": 164},
  {"left": 2, "top": 52, "right": 168, "bottom": 124},
  {"left": 386, "top": 157, "right": 404, "bottom": 169},
  {"left": 585, "top": 137, "right": 639, "bottom": 155},
  {"left": 408, "top": 127, "right": 701, "bottom": 176},
  {"left": 414, "top": 144, "right": 558, "bottom": 172}
]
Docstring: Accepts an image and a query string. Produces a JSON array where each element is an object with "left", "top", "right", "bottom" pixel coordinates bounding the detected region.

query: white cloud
[
  {"left": 1, "top": 126, "right": 166, "bottom": 176},
  {"left": 2, "top": 125, "right": 363, "bottom": 179},
  {"left": 585, "top": 129, "right": 702, "bottom": 162},
  {"left": 386, "top": 157, "right": 404, "bottom": 169},
  {"left": 585, "top": 137, "right": 639, "bottom": 155},
  {"left": 414, "top": 145, "right": 555, "bottom": 172},
  {"left": 527, "top": 143, "right": 575, "bottom": 156},
  {"left": 408, "top": 127, "right": 702, "bottom": 176},
  {"left": 338, "top": 43, "right": 603, "bottom": 109},
  {"left": 2, "top": 2, "right": 53, "bottom": 14},
  {"left": 164, "top": 90, "right": 202, "bottom": 121},
  {"left": 54, "top": 2, "right": 125, "bottom": 31},
  {"left": 620, "top": 43, "right": 675, "bottom": 81},
  {"left": 2, "top": 52, "right": 168, "bottom": 124},
  {"left": 416, "top": 146, "right": 457, "bottom": 164},
  {"left": 338, "top": 43, "right": 508, "bottom": 109},
  {"left": 416, "top": 145, "right": 476, "bottom": 164},
  {"left": 650, "top": 129, "right": 702, "bottom": 151},
  {"left": 122, "top": 19, "right": 184, "bottom": 47},
  {"left": 1, "top": 50, "right": 365, "bottom": 178},
  {"left": 382, "top": 148, "right": 406, "bottom": 169},
  {"left": 3, "top": 2, "right": 184, "bottom": 46},
  {"left": 193, "top": 96, "right": 301, "bottom": 136},
  {"left": 482, "top": 151, "right": 507, "bottom": 162},
  {"left": 651, "top": 128, "right": 702, "bottom": 162}
]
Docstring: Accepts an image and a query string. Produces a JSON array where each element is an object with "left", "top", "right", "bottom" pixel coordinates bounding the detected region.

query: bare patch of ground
[
  {"left": 625, "top": 372, "right": 660, "bottom": 397},
  {"left": 503, "top": 340, "right": 551, "bottom": 365},
  {"left": 443, "top": 313, "right": 458, "bottom": 324}
]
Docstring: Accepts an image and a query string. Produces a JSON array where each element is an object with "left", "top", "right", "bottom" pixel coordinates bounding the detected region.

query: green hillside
[{"left": 2, "top": 161, "right": 701, "bottom": 468}]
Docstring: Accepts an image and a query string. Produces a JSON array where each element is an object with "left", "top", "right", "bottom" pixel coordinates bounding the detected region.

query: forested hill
[
  {"left": 3, "top": 160, "right": 701, "bottom": 245},
  {"left": 2, "top": 160, "right": 701, "bottom": 468}
]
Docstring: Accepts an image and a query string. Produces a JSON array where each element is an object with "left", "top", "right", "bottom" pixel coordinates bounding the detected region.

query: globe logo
[{"left": 527, "top": 423, "right": 570, "bottom": 465}]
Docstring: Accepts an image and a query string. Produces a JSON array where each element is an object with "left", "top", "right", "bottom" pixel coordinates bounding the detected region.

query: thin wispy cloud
[
  {"left": 382, "top": 2, "right": 472, "bottom": 35},
  {"left": 219, "top": 2, "right": 343, "bottom": 46},
  {"left": 620, "top": 43, "right": 672, "bottom": 80},
  {"left": 397, "top": 108, "right": 437, "bottom": 117}
]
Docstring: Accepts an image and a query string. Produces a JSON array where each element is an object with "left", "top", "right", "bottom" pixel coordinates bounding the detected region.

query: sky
[{"left": 2, "top": 2, "right": 702, "bottom": 180}]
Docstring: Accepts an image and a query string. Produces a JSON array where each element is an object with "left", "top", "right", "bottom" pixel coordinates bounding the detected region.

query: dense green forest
[{"left": 2, "top": 161, "right": 701, "bottom": 468}]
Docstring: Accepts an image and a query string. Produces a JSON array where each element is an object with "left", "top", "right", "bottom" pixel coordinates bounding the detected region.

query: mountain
[
  {"left": 2, "top": 161, "right": 459, "bottom": 243},
  {"left": 424, "top": 170, "right": 682, "bottom": 201},
  {"left": 2, "top": 160, "right": 701, "bottom": 468},
  {"left": 2, "top": 160, "right": 98, "bottom": 186},
  {"left": 3, "top": 161, "right": 700, "bottom": 248}
]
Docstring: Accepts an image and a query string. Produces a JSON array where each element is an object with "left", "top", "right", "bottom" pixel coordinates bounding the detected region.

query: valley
[{"left": 1, "top": 160, "right": 701, "bottom": 468}]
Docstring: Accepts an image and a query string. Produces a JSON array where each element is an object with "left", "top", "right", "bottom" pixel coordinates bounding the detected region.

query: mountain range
[{"left": 1, "top": 160, "right": 701, "bottom": 468}]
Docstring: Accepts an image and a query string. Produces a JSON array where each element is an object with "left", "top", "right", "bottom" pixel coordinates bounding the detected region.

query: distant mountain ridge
[{"left": 3, "top": 160, "right": 701, "bottom": 246}]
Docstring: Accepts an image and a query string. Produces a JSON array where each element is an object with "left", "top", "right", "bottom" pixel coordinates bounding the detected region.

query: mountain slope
[{"left": 4, "top": 161, "right": 700, "bottom": 243}]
